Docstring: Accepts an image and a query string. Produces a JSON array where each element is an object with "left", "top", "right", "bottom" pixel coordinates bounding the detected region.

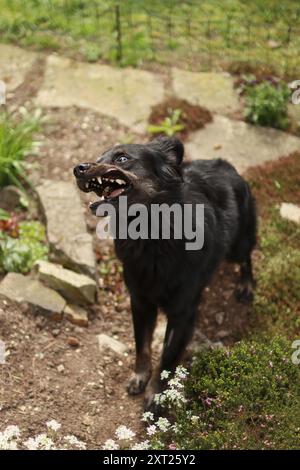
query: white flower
[
  {"left": 46, "top": 420, "right": 61, "bottom": 432},
  {"left": 142, "top": 411, "right": 154, "bottom": 422},
  {"left": 23, "top": 437, "right": 39, "bottom": 450},
  {"left": 164, "top": 388, "right": 186, "bottom": 405},
  {"left": 0, "top": 426, "right": 21, "bottom": 450},
  {"left": 191, "top": 415, "right": 199, "bottom": 424},
  {"left": 161, "top": 370, "right": 171, "bottom": 380},
  {"left": 156, "top": 417, "right": 170, "bottom": 432},
  {"left": 146, "top": 425, "right": 157, "bottom": 436},
  {"left": 131, "top": 440, "right": 150, "bottom": 450},
  {"left": 168, "top": 378, "right": 184, "bottom": 389},
  {"left": 154, "top": 392, "right": 165, "bottom": 405},
  {"left": 0, "top": 439, "right": 18, "bottom": 450},
  {"left": 4, "top": 425, "right": 21, "bottom": 439},
  {"left": 23, "top": 433, "right": 55, "bottom": 450},
  {"left": 115, "top": 425, "right": 135, "bottom": 441},
  {"left": 175, "top": 365, "right": 188, "bottom": 380},
  {"left": 172, "top": 423, "right": 180, "bottom": 434},
  {"left": 102, "top": 439, "right": 119, "bottom": 450},
  {"left": 64, "top": 435, "right": 86, "bottom": 450}
]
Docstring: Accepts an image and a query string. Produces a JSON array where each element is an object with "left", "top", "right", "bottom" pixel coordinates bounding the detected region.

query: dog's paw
[
  {"left": 143, "top": 381, "right": 164, "bottom": 417},
  {"left": 235, "top": 281, "right": 254, "bottom": 304},
  {"left": 127, "top": 372, "right": 150, "bottom": 395}
]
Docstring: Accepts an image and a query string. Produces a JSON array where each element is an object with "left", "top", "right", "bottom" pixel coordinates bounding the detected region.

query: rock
[
  {"left": 35, "top": 260, "right": 97, "bottom": 304},
  {"left": 52, "top": 329, "right": 60, "bottom": 337},
  {"left": 0, "top": 44, "right": 37, "bottom": 91},
  {"left": 216, "top": 330, "right": 231, "bottom": 340},
  {"left": 0, "top": 186, "right": 23, "bottom": 211},
  {"left": 215, "top": 311, "right": 225, "bottom": 325},
  {"left": 187, "top": 330, "right": 213, "bottom": 353},
  {"left": 97, "top": 333, "right": 128, "bottom": 355},
  {"left": 36, "top": 55, "right": 165, "bottom": 132},
  {"left": 82, "top": 414, "right": 94, "bottom": 427},
  {"left": 67, "top": 336, "right": 80, "bottom": 347},
  {"left": 36, "top": 180, "right": 95, "bottom": 277},
  {"left": 64, "top": 304, "right": 89, "bottom": 327},
  {"left": 172, "top": 68, "right": 240, "bottom": 115},
  {"left": 186, "top": 114, "right": 300, "bottom": 172},
  {"left": 57, "top": 364, "right": 65, "bottom": 373},
  {"left": 0, "top": 273, "right": 66, "bottom": 319},
  {"left": 268, "top": 40, "right": 281, "bottom": 49},
  {"left": 280, "top": 202, "right": 300, "bottom": 224},
  {"left": 212, "top": 341, "right": 224, "bottom": 349},
  {"left": 288, "top": 103, "right": 300, "bottom": 127}
]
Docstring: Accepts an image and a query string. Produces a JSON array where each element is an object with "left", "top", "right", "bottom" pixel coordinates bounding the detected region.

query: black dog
[{"left": 74, "top": 136, "right": 256, "bottom": 410}]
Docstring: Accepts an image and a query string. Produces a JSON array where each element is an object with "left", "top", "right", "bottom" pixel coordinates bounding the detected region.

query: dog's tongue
[{"left": 109, "top": 188, "right": 124, "bottom": 198}]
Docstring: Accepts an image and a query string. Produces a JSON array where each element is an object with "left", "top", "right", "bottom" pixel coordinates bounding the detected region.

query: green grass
[
  {"left": 0, "top": 0, "right": 299, "bottom": 73},
  {"left": 0, "top": 109, "right": 41, "bottom": 190}
]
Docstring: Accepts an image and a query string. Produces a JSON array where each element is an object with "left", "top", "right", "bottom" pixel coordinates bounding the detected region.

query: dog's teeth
[
  {"left": 97, "top": 177, "right": 102, "bottom": 184},
  {"left": 85, "top": 183, "right": 89, "bottom": 189},
  {"left": 116, "top": 179, "right": 125, "bottom": 185}
]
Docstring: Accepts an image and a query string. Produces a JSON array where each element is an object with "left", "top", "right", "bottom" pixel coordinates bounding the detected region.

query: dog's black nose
[{"left": 73, "top": 163, "right": 91, "bottom": 177}]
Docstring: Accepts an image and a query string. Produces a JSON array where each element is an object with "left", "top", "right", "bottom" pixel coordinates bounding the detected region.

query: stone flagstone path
[
  {"left": 1, "top": 43, "right": 300, "bottom": 171},
  {"left": 171, "top": 68, "right": 240, "bottom": 115},
  {"left": 185, "top": 114, "right": 300, "bottom": 172},
  {"left": 0, "top": 43, "right": 37, "bottom": 92},
  {"left": 35, "top": 55, "right": 165, "bottom": 133}
]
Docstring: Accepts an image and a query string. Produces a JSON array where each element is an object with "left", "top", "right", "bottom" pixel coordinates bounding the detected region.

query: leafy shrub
[
  {"left": 244, "top": 82, "right": 290, "bottom": 129},
  {"left": 152, "top": 337, "right": 300, "bottom": 450},
  {"left": 0, "top": 220, "right": 48, "bottom": 273},
  {"left": 0, "top": 109, "right": 41, "bottom": 189}
]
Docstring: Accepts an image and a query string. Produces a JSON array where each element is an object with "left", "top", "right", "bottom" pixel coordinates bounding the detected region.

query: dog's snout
[{"left": 73, "top": 163, "right": 91, "bottom": 177}]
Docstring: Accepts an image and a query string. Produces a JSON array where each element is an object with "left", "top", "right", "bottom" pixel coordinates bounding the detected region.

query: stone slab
[
  {"left": 36, "top": 55, "right": 165, "bottom": 132},
  {"left": 172, "top": 68, "right": 240, "bottom": 115},
  {"left": 36, "top": 180, "right": 95, "bottom": 277},
  {"left": 185, "top": 114, "right": 300, "bottom": 172}
]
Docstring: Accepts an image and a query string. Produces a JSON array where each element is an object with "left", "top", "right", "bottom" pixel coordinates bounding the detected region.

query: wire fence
[{"left": 1, "top": 0, "right": 300, "bottom": 76}]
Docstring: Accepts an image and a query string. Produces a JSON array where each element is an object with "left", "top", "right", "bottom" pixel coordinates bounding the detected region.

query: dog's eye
[{"left": 115, "top": 154, "right": 128, "bottom": 164}]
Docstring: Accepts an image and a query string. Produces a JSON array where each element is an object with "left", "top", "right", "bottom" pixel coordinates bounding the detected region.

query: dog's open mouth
[{"left": 76, "top": 166, "right": 133, "bottom": 213}]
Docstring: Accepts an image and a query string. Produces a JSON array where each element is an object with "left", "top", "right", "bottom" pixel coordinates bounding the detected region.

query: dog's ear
[{"left": 150, "top": 136, "right": 184, "bottom": 165}]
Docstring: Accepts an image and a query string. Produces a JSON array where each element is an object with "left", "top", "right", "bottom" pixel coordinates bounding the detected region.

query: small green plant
[
  {"left": 148, "top": 109, "right": 185, "bottom": 137},
  {"left": 0, "top": 109, "right": 41, "bottom": 189},
  {"left": 244, "top": 82, "right": 290, "bottom": 129},
  {"left": 0, "top": 208, "right": 10, "bottom": 221},
  {"left": 83, "top": 43, "right": 102, "bottom": 62},
  {"left": 0, "top": 220, "right": 48, "bottom": 274}
]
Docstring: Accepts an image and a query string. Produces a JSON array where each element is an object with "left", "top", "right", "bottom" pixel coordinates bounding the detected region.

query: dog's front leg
[
  {"left": 127, "top": 296, "right": 158, "bottom": 395},
  {"left": 144, "top": 309, "right": 196, "bottom": 411}
]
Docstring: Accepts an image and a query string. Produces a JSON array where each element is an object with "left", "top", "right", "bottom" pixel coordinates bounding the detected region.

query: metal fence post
[{"left": 115, "top": 3, "right": 123, "bottom": 63}]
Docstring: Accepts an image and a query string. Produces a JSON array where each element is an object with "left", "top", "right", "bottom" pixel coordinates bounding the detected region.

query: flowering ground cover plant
[{"left": 0, "top": 420, "right": 86, "bottom": 450}]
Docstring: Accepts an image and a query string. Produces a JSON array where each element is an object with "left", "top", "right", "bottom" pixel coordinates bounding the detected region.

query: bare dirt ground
[{"left": 0, "top": 60, "right": 254, "bottom": 448}]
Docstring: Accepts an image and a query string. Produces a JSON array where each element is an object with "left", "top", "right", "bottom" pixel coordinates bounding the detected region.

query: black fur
[{"left": 74, "top": 136, "right": 257, "bottom": 410}]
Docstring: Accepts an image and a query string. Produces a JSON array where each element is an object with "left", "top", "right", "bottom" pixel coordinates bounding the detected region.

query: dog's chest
[{"left": 116, "top": 239, "right": 182, "bottom": 298}]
